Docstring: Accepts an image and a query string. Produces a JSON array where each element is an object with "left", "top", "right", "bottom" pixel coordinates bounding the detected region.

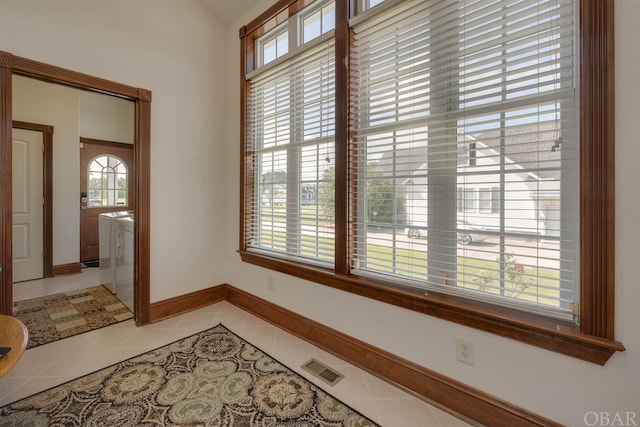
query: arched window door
[{"left": 87, "top": 155, "right": 128, "bottom": 208}]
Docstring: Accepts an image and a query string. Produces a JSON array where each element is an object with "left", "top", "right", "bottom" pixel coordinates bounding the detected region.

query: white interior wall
[
  {"left": 79, "top": 92, "right": 134, "bottom": 145},
  {"left": 222, "top": 1, "right": 640, "bottom": 425},
  {"left": 0, "top": 0, "right": 230, "bottom": 299}
]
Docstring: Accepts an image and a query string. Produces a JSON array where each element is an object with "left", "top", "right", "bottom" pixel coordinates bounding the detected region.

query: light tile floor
[{"left": 3, "top": 268, "right": 474, "bottom": 426}]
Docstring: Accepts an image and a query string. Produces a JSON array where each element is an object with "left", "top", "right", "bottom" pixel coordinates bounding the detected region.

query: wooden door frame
[
  {"left": 0, "top": 51, "right": 152, "bottom": 325},
  {"left": 12, "top": 121, "right": 54, "bottom": 279}
]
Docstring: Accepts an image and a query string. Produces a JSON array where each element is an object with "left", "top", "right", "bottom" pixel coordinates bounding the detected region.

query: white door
[{"left": 12, "top": 128, "right": 44, "bottom": 282}]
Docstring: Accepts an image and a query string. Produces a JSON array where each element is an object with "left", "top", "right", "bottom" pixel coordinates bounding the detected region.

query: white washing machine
[
  {"left": 114, "top": 215, "right": 134, "bottom": 312},
  {"left": 99, "top": 211, "right": 133, "bottom": 293}
]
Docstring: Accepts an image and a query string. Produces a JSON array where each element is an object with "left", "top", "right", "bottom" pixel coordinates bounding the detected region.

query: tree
[
  {"left": 317, "top": 165, "right": 406, "bottom": 226},
  {"left": 366, "top": 166, "right": 405, "bottom": 226},
  {"left": 318, "top": 167, "right": 335, "bottom": 222},
  {"left": 261, "top": 170, "right": 287, "bottom": 207}
]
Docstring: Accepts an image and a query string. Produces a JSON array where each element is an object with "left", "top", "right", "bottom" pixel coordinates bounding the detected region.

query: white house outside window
[
  {"left": 240, "top": 0, "right": 621, "bottom": 363},
  {"left": 350, "top": 0, "right": 577, "bottom": 320}
]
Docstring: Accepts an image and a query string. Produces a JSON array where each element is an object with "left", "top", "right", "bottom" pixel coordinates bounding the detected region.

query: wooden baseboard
[
  {"left": 148, "top": 286, "right": 228, "bottom": 322},
  {"left": 149, "top": 283, "right": 560, "bottom": 427},
  {"left": 52, "top": 262, "right": 82, "bottom": 276}
]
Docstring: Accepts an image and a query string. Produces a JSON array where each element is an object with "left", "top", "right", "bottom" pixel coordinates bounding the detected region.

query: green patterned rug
[
  {"left": 13, "top": 285, "right": 133, "bottom": 349},
  {"left": 0, "top": 324, "right": 379, "bottom": 426}
]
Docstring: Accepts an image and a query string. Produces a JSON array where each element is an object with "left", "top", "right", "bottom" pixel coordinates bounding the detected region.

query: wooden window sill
[{"left": 239, "top": 250, "right": 625, "bottom": 365}]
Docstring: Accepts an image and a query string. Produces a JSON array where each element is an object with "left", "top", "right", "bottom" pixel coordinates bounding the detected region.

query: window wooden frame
[{"left": 238, "top": 0, "right": 624, "bottom": 365}]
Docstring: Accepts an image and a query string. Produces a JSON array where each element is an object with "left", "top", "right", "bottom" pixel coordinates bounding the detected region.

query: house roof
[
  {"left": 474, "top": 122, "right": 569, "bottom": 180},
  {"left": 371, "top": 122, "right": 569, "bottom": 182}
]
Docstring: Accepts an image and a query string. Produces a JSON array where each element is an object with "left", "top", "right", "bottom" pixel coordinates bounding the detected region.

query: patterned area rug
[
  {"left": 13, "top": 285, "right": 133, "bottom": 349},
  {"left": 0, "top": 324, "right": 379, "bottom": 427}
]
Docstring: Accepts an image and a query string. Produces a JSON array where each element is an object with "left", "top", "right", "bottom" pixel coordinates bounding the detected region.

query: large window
[
  {"left": 240, "top": 0, "right": 621, "bottom": 364},
  {"left": 350, "top": 0, "right": 577, "bottom": 321},
  {"left": 245, "top": 1, "right": 336, "bottom": 266}
]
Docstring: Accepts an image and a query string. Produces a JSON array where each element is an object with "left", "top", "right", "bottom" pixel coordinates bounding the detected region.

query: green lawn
[
  {"left": 254, "top": 227, "right": 562, "bottom": 308},
  {"left": 363, "top": 243, "right": 560, "bottom": 307},
  {"left": 261, "top": 204, "right": 334, "bottom": 227}
]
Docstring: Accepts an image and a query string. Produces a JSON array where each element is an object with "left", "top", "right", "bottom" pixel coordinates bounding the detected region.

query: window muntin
[
  {"left": 87, "top": 155, "right": 128, "bottom": 208},
  {"left": 301, "top": 2, "right": 336, "bottom": 43},
  {"left": 350, "top": 0, "right": 577, "bottom": 320},
  {"left": 254, "top": 1, "right": 336, "bottom": 73},
  {"left": 247, "top": 32, "right": 336, "bottom": 266},
  {"left": 257, "top": 25, "right": 289, "bottom": 67},
  {"left": 241, "top": 0, "right": 620, "bottom": 363},
  {"left": 362, "top": 0, "right": 385, "bottom": 12}
]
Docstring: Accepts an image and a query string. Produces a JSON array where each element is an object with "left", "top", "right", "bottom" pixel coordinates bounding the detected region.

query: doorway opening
[{"left": 0, "top": 50, "right": 152, "bottom": 325}]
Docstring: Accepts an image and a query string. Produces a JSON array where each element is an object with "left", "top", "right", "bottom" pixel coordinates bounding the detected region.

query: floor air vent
[{"left": 301, "top": 358, "right": 344, "bottom": 386}]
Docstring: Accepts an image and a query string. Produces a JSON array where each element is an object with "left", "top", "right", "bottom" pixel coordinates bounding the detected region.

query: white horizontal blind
[
  {"left": 246, "top": 37, "right": 336, "bottom": 266},
  {"left": 350, "top": 0, "right": 578, "bottom": 320}
]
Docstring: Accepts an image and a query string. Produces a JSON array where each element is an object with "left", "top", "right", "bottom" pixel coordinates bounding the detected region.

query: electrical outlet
[
  {"left": 267, "top": 277, "right": 275, "bottom": 292},
  {"left": 455, "top": 337, "right": 474, "bottom": 365}
]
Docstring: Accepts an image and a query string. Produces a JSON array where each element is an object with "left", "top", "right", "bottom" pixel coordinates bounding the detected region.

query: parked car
[
  {"left": 406, "top": 219, "right": 489, "bottom": 245},
  {"left": 456, "top": 219, "right": 489, "bottom": 245},
  {"left": 405, "top": 222, "right": 427, "bottom": 239}
]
